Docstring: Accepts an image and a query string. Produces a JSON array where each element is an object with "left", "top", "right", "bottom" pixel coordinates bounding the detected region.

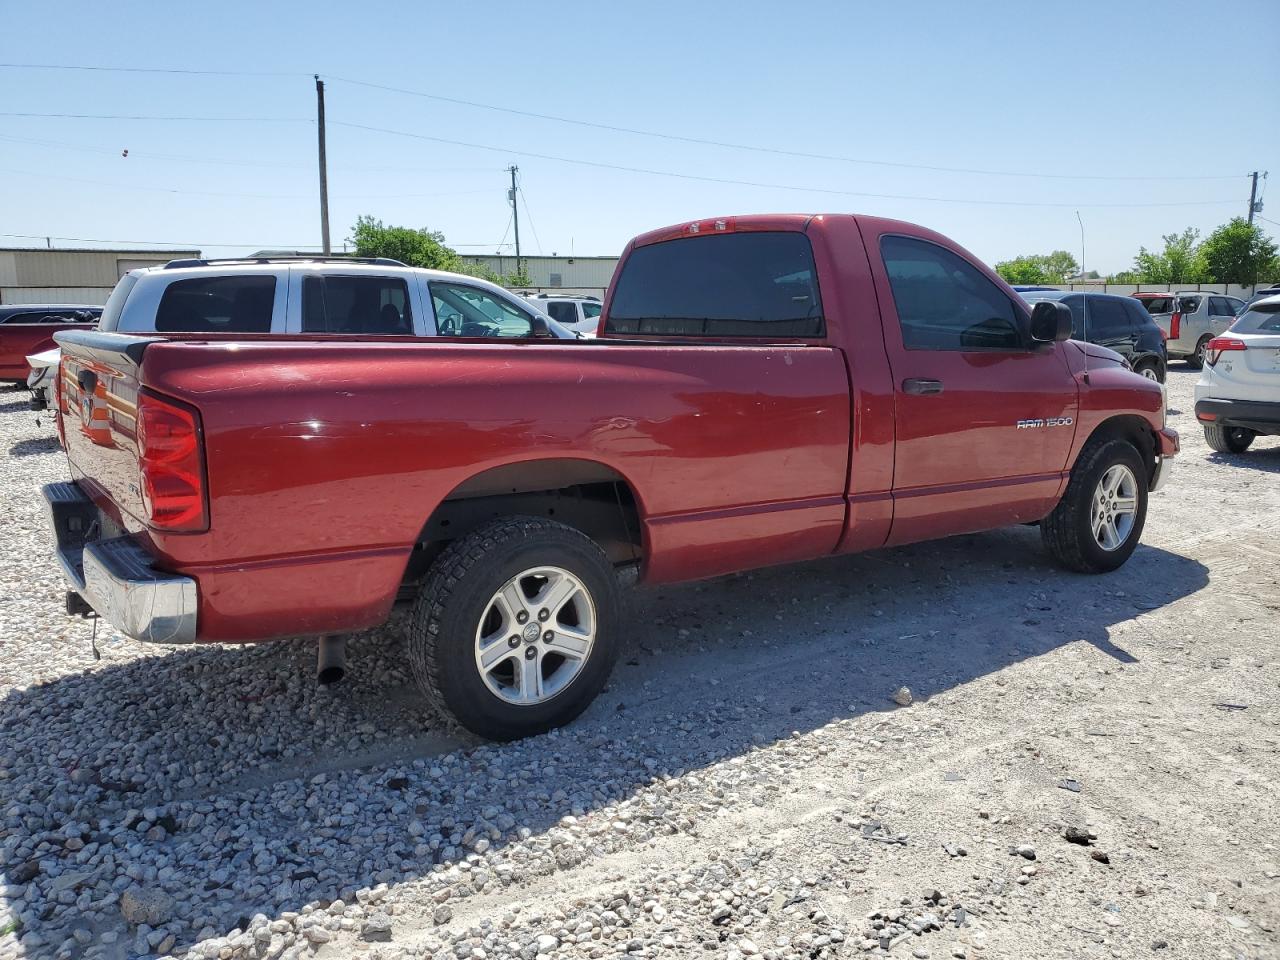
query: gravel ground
[{"left": 1, "top": 369, "right": 1277, "bottom": 960}]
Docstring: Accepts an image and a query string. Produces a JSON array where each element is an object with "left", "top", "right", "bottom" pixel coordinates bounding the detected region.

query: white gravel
[{"left": 0, "top": 370, "right": 1277, "bottom": 960}]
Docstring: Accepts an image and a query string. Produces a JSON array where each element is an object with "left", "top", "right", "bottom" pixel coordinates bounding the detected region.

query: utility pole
[
  {"left": 1248, "top": 171, "right": 1259, "bottom": 225},
  {"left": 315, "top": 75, "right": 331, "bottom": 254},
  {"left": 508, "top": 165, "right": 521, "bottom": 263}
]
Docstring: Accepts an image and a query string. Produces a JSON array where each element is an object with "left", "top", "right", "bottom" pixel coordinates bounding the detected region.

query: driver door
[
  {"left": 427, "top": 281, "right": 536, "bottom": 338},
  {"left": 870, "top": 235, "right": 1080, "bottom": 545}
]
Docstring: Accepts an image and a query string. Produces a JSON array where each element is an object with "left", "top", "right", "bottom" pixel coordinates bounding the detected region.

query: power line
[
  {"left": 330, "top": 120, "right": 1241, "bottom": 210},
  {"left": 0, "top": 231, "right": 514, "bottom": 249},
  {"left": 0, "top": 61, "right": 1244, "bottom": 183},
  {"left": 0, "top": 111, "right": 308, "bottom": 122},
  {"left": 324, "top": 74, "right": 1245, "bottom": 184},
  {"left": 0, "top": 62, "right": 307, "bottom": 78},
  {"left": 516, "top": 171, "right": 544, "bottom": 255}
]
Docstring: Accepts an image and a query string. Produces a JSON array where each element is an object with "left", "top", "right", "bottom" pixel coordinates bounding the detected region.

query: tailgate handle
[
  {"left": 902, "top": 378, "right": 944, "bottom": 396},
  {"left": 77, "top": 370, "right": 99, "bottom": 394}
]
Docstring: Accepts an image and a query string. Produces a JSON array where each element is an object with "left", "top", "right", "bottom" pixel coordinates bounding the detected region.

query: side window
[
  {"left": 582, "top": 302, "right": 602, "bottom": 320},
  {"left": 155, "top": 275, "right": 276, "bottom": 333},
  {"left": 1177, "top": 295, "right": 1202, "bottom": 315},
  {"left": 1225, "top": 297, "right": 1245, "bottom": 316},
  {"left": 430, "top": 283, "right": 534, "bottom": 338},
  {"left": 546, "top": 302, "right": 578, "bottom": 325},
  {"left": 1089, "top": 299, "right": 1132, "bottom": 338},
  {"left": 302, "top": 275, "right": 412, "bottom": 334},
  {"left": 880, "top": 235, "right": 1022, "bottom": 350},
  {"left": 1061, "top": 297, "right": 1086, "bottom": 339}
]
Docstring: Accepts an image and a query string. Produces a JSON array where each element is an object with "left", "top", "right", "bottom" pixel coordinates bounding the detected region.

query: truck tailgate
[{"left": 54, "top": 331, "right": 162, "bottom": 532}]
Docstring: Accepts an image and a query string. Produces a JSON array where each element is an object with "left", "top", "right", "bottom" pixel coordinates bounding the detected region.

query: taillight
[
  {"left": 137, "top": 390, "right": 207, "bottom": 532},
  {"left": 54, "top": 357, "right": 67, "bottom": 449},
  {"left": 1205, "top": 337, "right": 1247, "bottom": 367},
  {"left": 1170, "top": 312, "right": 1181, "bottom": 340}
]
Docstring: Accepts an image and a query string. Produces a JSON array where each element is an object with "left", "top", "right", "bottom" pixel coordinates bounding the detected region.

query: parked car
[
  {"left": 96, "top": 256, "right": 578, "bottom": 339},
  {"left": 46, "top": 213, "right": 1176, "bottom": 741},
  {"left": 1193, "top": 294, "right": 1280, "bottom": 453},
  {"left": 0, "top": 304, "right": 100, "bottom": 384},
  {"left": 520, "top": 293, "right": 603, "bottom": 335},
  {"left": 1132, "top": 291, "right": 1244, "bottom": 369},
  {"left": 1020, "top": 290, "right": 1167, "bottom": 382},
  {"left": 25, "top": 346, "right": 60, "bottom": 410},
  {"left": 1241, "top": 286, "right": 1280, "bottom": 311}
]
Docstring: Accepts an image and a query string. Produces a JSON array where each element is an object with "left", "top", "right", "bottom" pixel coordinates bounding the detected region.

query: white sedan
[{"left": 1193, "top": 294, "right": 1280, "bottom": 453}]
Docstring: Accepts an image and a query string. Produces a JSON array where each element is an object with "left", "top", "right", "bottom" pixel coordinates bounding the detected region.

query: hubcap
[
  {"left": 474, "top": 566, "right": 595, "bottom": 705},
  {"left": 1140, "top": 367, "right": 1159, "bottom": 381},
  {"left": 1090, "top": 464, "right": 1138, "bottom": 552}
]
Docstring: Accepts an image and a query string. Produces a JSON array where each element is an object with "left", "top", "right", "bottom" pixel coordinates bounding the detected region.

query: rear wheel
[
  {"left": 1133, "top": 359, "right": 1162, "bottom": 383},
  {"left": 1041, "top": 438, "right": 1148, "bottom": 573},
  {"left": 1186, "top": 336, "right": 1210, "bottom": 370},
  {"left": 1204, "top": 423, "right": 1255, "bottom": 454},
  {"left": 408, "top": 516, "right": 620, "bottom": 741}
]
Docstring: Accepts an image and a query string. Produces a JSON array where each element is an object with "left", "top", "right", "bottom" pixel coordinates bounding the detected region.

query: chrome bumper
[
  {"left": 1150, "top": 455, "right": 1173, "bottom": 493},
  {"left": 43, "top": 482, "right": 197, "bottom": 644}
]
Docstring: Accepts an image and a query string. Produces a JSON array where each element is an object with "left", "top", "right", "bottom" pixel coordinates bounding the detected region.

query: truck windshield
[{"left": 606, "top": 232, "right": 823, "bottom": 337}]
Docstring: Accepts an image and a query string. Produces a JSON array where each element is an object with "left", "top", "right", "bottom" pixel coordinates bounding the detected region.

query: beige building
[
  {"left": 0, "top": 248, "right": 200, "bottom": 305},
  {"left": 461, "top": 255, "right": 618, "bottom": 296}
]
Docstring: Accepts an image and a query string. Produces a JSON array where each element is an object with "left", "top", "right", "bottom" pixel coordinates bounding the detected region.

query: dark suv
[{"left": 1020, "top": 291, "right": 1167, "bottom": 382}]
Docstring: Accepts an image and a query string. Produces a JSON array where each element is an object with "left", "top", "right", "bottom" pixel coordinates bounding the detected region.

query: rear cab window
[{"left": 605, "top": 232, "right": 824, "bottom": 337}]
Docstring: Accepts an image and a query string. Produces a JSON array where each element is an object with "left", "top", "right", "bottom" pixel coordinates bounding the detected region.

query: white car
[
  {"left": 26, "top": 346, "right": 60, "bottom": 411},
  {"left": 520, "top": 294, "right": 602, "bottom": 335},
  {"left": 1193, "top": 294, "right": 1280, "bottom": 453}
]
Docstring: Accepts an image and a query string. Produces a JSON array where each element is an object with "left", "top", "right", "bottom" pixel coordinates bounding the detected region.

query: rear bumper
[
  {"left": 1195, "top": 398, "right": 1280, "bottom": 435},
  {"left": 43, "top": 482, "right": 197, "bottom": 644}
]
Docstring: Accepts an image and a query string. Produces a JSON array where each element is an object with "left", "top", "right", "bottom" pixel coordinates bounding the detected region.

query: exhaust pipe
[{"left": 317, "top": 636, "right": 347, "bottom": 685}]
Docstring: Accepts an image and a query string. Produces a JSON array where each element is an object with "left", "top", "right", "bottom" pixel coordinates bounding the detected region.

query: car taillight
[
  {"left": 137, "top": 390, "right": 207, "bottom": 532},
  {"left": 54, "top": 357, "right": 67, "bottom": 449},
  {"left": 1169, "top": 312, "right": 1181, "bottom": 339},
  {"left": 1205, "top": 337, "right": 1246, "bottom": 367}
]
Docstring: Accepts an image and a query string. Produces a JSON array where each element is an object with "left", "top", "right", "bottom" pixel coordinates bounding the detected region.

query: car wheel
[
  {"left": 1041, "top": 438, "right": 1148, "bottom": 574},
  {"left": 1133, "top": 360, "right": 1162, "bottom": 383},
  {"left": 1186, "top": 337, "right": 1209, "bottom": 370},
  {"left": 408, "top": 516, "right": 621, "bottom": 741},
  {"left": 1203, "top": 423, "right": 1255, "bottom": 454}
]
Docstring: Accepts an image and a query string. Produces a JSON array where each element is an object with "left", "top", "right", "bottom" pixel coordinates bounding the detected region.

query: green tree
[
  {"left": 1132, "top": 227, "right": 1208, "bottom": 283},
  {"left": 350, "top": 216, "right": 468, "bottom": 271},
  {"left": 1199, "top": 218, "right": 1279, "bottom": 284},
  {"left": 994, "top": 250, "right": 1080, "bottom": 284}
]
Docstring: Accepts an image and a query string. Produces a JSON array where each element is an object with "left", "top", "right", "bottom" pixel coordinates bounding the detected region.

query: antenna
[{"left": 1076, "top": 210, "right": 1088, "bottom": 383}]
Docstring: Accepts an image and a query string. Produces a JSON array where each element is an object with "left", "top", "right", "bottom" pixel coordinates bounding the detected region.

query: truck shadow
[{"left": 0, "top": 527, "right": 1208, "bottom": 958}]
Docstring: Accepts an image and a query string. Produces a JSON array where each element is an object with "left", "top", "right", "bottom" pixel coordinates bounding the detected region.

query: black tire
[
  {"left": 1185, "top": 336, "right": 1209, "bottom": 370},
  {"left": 1204, "top": 423, "right": 1255, "bottom": 454},
  {"left": 1041, "top": 438, "right": 1148, "bottom": 574},
  {"left": 408, "top": 516, "right": 621, "bottom": 741},
  {"left": 1133, "top": 359, "right": 1163, "bottom": 384}
]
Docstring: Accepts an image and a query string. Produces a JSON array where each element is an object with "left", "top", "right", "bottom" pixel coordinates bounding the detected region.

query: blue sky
[{"left": 2, "top": 0, "right": 1277, "bottom": 272}]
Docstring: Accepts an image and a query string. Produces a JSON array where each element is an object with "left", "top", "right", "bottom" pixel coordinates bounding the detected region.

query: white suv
[
  {"left": 98, "top": 256, "right": 576, "bottom": 339},
  {"left": 520, "top": 294, "right": 603, "bottom": 335},
  {"left": 1193, "top": 294, "right": 1280, "bottom": 453}
]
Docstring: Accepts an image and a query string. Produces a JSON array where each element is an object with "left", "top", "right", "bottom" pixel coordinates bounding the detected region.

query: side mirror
[
  {"left": 529, "top": 314, "right": 554, "bottom": 339},
  {"left": 1029, "top": 300, "right": 1072, "bottom": 343}
]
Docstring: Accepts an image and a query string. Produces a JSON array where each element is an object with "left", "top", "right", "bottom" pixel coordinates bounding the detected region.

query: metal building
[
  {"left": 0, "top": 248, "right": 200, "bottom": 305},
  {"left": 461, "top": 255, "right": 618, "bottom": 296}
]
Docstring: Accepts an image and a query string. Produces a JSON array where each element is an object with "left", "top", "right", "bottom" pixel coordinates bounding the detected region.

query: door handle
[{"left": 902, "top": 378, "right": 944, "bottom": 395}]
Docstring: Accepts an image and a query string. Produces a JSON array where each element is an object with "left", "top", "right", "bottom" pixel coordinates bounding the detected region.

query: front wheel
[
  {"left": 408, "top": 516, "right": 621, "bottom": 741},
  {"left": 1204, "top": 423, "right": 1255, "bottom": 454},
  {"left": 1133, "top": 359, "right": 1163, "bottom": 383},
  {"left": 1041, "top": 439, "right": 1148, "bottom": 573}
]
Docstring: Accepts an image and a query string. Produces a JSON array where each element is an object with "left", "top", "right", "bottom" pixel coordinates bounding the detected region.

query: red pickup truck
[
  {"left": 0, "top": 304, "right": 100, "bottom": 383},
  {"left": 46, "top": 214, "right": 1177, "bottom": 739}
]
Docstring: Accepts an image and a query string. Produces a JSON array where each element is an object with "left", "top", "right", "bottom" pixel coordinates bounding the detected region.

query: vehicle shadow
[
  {"left": 0, "top": 398, "right": 34, "bottom": 414},
  {"left": 1207, "top": 446, "right": 1280, "bottom": 474},
  {"left": 0, "top": 527, "right": 1209, "bottom": 958},
  {"left": 9, "top": 436, "right": 59, "bottom": 457}
]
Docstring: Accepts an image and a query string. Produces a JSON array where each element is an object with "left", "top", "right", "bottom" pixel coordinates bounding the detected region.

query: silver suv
[
  {"left": 99, "top": 256, "right": 576, "bottom": 339},
  {"left": 519, "top": 293, "right": 603, "bottom": 335},
  {"left": 1131, "top": 291, "right": 1243, "bottom": 369}
]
